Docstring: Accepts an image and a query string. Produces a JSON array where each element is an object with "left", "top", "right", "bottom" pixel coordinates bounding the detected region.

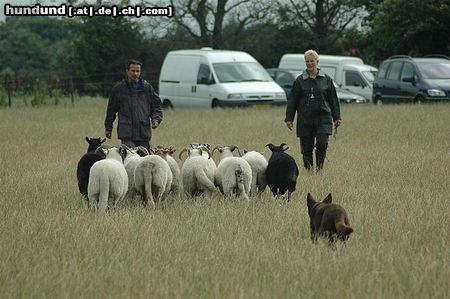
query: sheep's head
[
  {"left": 191, "top": 143, "right": 211, "bottom": 150},
  {"left": 212, "top": 145, "right": 239, "bottom": 159},
  {"left": 94, "top": 144, "right": 112, "bottom": 157},
  {"left": 266, "top": 143, "right": 289, "bottom": 152},
  {"left": 135, "top": 146, "right": 149, "bottom": 157},
  {"left": 86, "top": 137, "right": 106, "bottom": 153}
]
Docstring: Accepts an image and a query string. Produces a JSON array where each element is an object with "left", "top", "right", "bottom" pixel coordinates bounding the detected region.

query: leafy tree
[
  {"left": 277, "top": 0, "right": 367, "bottom": 53},
  {"left": 164, "top": 0, "right": 276, "bottom": 49},
  {"left": 368, "top": 0, "right": 450, "bottom": 58},
  {"left": 72, "top": 16, "right": 146, "bottom": 95}
]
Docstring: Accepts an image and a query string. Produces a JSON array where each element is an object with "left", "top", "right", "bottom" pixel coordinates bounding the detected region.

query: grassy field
[{"left": 0, "top": 99, "right": 449, "bottom": 298}]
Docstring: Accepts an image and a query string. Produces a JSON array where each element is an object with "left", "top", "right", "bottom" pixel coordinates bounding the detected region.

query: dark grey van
[{"left": 372, "top": 55, "right": 450, "bottom": 104}]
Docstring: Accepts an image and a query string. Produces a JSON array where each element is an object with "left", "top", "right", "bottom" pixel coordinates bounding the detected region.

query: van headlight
[
  {"left": 427, "top": 89, "right": 446, "bottom": 97},
  {"left": 275, "top": 92, "right": 286, "bottom": 99},
  {"left": 227, "top": 93, "right": 242, "bottom": 99}
]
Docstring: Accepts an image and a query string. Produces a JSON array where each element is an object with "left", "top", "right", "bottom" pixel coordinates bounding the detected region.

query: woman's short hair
[{"left": 304, "top": 49, "right": 319, "bottom": 61}]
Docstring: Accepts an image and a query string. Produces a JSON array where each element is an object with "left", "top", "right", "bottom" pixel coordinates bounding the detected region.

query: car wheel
[
  {"left": 373, "top": 95, "right": 383, "bottom": 105},
  {"left": 414, "top": 95, "right": 424, "bottom": 104},
  {"left": 211, "top": 99, "right": 219, "bottom": 108},
  {"left": 162, "top": 99, "right": 173, "bottom": 109}
]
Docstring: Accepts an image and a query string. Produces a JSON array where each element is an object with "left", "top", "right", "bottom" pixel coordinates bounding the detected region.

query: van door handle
[{"left": 192, "top": 86, "right": 197, "bottom": 92}]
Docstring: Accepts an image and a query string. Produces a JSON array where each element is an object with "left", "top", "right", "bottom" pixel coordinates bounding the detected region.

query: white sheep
[
  {"left": 123, "top": 146, "right": 149, "bottom": 198},
  {"left": 153, "top": 146, "right": 180, "bottom": 195},
  {"left": 213, "top": 145, "right": 252, "bottom": 200},
  {"left": 87, "top": 145, "right": 128, "bottom": 212},
  {"left": 134, "top": 153, "right": 173, "bottom": 207},
  {"left": 190, "top": 143, "right": 217, "bottom": 173},
  {"left": 180, "top": 147, "right": 216, "bottom": 198},
  {"left": 242, "top": 150, "right": 268, "bottom": 196}
]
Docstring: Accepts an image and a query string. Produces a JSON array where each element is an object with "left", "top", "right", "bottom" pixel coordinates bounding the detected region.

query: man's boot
[
  {"left": 303, "top": 155, "right": 313, "bottom": 171},
  {"left": 316, "top": 150, "right": 326, "bottom": 171}
]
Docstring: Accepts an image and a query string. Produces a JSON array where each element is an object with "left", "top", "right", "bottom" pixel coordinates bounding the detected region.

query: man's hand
[
  {"left": 105, "top": 130, "right": 112, "bottom": 139},
  {"left": 334, "top": 119, "right": 342, "bottom": 128},
  {"left": 151, "top": 120, "right": 160, "bottom": 129},
  {"left": 285, "top": 121, "right": 293, "bottom": 131}
]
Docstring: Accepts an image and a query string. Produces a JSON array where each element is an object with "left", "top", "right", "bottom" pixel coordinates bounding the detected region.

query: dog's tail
[{"left": 335, "top": 215, "right": 353, "bottom": 235}]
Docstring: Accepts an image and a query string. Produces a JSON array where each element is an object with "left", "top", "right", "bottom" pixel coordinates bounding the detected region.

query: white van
[
  {"left": 278, "top": 54, "right": 378, "bottom": 100},
  {"left": 159, "top": 48, "right": 286, "bottom": 108}
]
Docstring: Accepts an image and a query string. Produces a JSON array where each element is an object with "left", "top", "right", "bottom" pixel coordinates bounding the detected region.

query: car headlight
[
  {"left": 275, "top": 92, "right": 286, "bottom": 99},
  {"left": 427, "top": 89, "right": 446, "bottom": 97},
  {"left": 227, "top": 93, "right": 242, "bottom": 99}
]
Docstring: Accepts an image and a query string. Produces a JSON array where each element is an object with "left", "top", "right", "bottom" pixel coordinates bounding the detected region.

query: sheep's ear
[
  {"left": 86, "top": 137, "right": 90, "bottom": 144},
  {"left": 280, "top": 143, "right": 289, "bottom": 151},
  {"left": 101, "top": 138, "right": 106, "bottom": 144},
  {"left": 119, "top": 146, "right": 128, "bottom": 161},
  {"left": 244, "top": 149, "right": 248, "bottom": 154},
  {"left": 323, "top": 193, "right": 332, "bottom": 203}
]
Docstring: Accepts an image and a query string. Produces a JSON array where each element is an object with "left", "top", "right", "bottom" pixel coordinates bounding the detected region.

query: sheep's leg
[
  {"left": 98, "top": 192, "right": 108, "bottom": 212},
  {"left": 89, "top": 194, "right": 98, "bottom": 211},
  {"left": 145, "top": 183, "right": 155, "bottom": 208}
]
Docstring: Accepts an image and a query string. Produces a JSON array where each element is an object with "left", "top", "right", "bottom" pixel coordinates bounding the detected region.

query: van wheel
[
  {"left": 211, "top": 99, "right": 219, "bottom": 109},
  {"left": 414, "top": 95, "right": 424, "bottom": 104},
  {"left": 373, "top": 95, "right": 383, "bottom": 105},
  {"left": 162, "top": 99, "right": 173, "bottom": 109}
]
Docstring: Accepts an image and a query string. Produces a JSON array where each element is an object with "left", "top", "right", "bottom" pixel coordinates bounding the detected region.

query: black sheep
[
  {"left": 76, "top": 137, "right": 106, "bottom": 202},
  {"left": 265, "top": 143, "right": 299, "bottom": 201}
]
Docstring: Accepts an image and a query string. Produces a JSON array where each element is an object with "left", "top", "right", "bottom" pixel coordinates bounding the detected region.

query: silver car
[{"left": 266, "top": 68, "right": 368, "bottom": 104}]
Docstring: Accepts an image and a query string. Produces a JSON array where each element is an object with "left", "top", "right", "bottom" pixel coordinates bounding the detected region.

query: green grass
[{"left": 0, "top": 100, "right": 449, "bottom": 298}]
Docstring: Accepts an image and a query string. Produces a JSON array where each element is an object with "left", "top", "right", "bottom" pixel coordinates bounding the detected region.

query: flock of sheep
[{"left": 76, "top": 137, "right": 299, "bottom": 212}]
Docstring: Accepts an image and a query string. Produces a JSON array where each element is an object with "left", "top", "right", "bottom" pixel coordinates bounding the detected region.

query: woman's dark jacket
[
  {"left": 105, "top": 79, "right": 163, "bottom": 141},
  {"left": 285, "top": 69, "right": 341, "bottom": 137}
]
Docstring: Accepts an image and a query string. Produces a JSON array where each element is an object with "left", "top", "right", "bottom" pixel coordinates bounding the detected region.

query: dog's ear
[
  {"left": 307, "top": 192, "right": 316, "bottom": 210},
  {"left": 323, "top": 193, "right": 332, "bottom": 203}
]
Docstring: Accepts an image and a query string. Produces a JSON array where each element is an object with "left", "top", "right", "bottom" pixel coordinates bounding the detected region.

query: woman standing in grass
[{"left": 285, "top": 49, "right": 342, "bottom": 171}]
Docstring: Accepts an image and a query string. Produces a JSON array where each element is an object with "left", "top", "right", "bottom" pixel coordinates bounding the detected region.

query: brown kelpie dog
[{"left": 307, "top": 193, "right": 353, "bottom": 244}]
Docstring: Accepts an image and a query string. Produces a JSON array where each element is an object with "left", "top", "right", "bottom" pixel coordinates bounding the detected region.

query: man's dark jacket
[
  {"left": 105, "top": 79, "right": 163, "bottom": 141},
  {"left": 285, "top": 69, "right": 341, "bottom": 137}
]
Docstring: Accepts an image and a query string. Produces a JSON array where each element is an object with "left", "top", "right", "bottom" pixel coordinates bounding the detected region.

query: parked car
[
  {"left": 158, "top": 48, "right": 286, "bottom": 108},
  {"left": 277, "top": 54, "right": 377, "bottom": 100},
  {"left": 372, "top": 55, "right": 450, "bottom": 104},
  {"left": 266, "top": 68, "right": 368, "bottom": 104}
]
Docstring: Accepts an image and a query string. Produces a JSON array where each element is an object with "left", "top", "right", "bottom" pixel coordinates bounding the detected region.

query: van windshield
[
  {"left": 362, "top": 70, "right": 377, "bottom": 83},
  {"left": 213, "top": 62, "right": 272, "bottom": 83},
  {"left": 417, "top": 62, "right": 450, "bottom": 79}
]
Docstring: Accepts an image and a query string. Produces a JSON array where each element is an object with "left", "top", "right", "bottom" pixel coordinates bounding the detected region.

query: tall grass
[{"left": 0, "top": 101, "right": 449, "bottom": 298}]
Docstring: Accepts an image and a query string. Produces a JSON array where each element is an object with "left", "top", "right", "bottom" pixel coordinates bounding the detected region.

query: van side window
[
  {"left": 377, "top": 62, "right": 389, "bottom": 79},
  {"left": 400, "top": 62, "right": 415, "bottom": 82},
  {"left": 197, "top": 64, "right": 214, "bottom": 84},
  {"left": 345, "top": 71, "right": 366, "bottom": 87},
  {"left": 387, "top": 61, "right": 402, "bottom": 80}
]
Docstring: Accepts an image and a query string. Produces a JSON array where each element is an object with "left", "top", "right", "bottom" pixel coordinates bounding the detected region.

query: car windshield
[
  {"left": 362, "top": 70, "right": 377, "bottom": 83},
  {"left": 417, "top": 61, "right": 450, "bottom": 79},
  {"left": 213, "top": 62, "right": 272, "bottom": 83}
]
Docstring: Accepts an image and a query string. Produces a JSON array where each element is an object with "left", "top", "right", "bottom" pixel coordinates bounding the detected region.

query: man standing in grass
[
  {"left": 104, "top": 59, "right": 163, "bottom": 151},
  {"left": 285, "top": 49, "right": 341, "bottom": 171}
]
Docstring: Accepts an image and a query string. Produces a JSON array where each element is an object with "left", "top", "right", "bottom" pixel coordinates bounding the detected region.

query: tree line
[{"left": 0, "top": 0, "right": 449, "bottom": 105}]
